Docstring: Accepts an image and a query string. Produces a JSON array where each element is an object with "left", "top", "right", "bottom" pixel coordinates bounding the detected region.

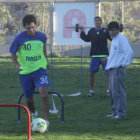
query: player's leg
[
  {"left": 100, "top": 57, "right": 110, "bottom": 96},
  {"left": 88, "top": 71, "right": 96, "bottom": 97},
  {"left": 105, "top": 71, "right": 110, "bottom": 96},
  {"left": 115, "top": 67, "right": 126, "bottom": 119},
  {"left": 19, "top": 74, "right": 38, "bottom": 119},
  {"left": 107, "top": 68, "right": 126, "bottom": 119},
  {"left": 110, "top": 68, "right": 122, "bottom": 118},
  {"left": 26, "top": 96, "right": 38, "bottom": 119},
  {"left": 26, "top": 96, "right": 35, "bottom": 113},
  {"left": 89, "top": 71, "right": 95, "bottom": 91},
  {"left": 38, "top": 86, "right": 49, "bottom": 120},
  {"left": 106, "top": 69, "right": 117, "bottom": 118},
  {"left": 34, "top": 68, "right": 50, "bottom": 130},
  {"left": 88, "top": 57, "right": 100, "bottom": 97}
]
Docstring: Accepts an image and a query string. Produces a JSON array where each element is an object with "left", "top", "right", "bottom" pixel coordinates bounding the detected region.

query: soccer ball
[{"left": 31, "top": 118, "right": 47, "bottom": 133}]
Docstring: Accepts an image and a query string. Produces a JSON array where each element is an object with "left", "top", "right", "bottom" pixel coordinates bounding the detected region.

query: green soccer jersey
[
  {"left": 10, "top": 31, "right": 48, "bottom": 74},
  {"left": 18, "top": 40, "right": 47, "bottom": 74}
]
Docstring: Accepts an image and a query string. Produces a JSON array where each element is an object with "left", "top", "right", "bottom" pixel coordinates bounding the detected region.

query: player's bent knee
[{"left": 40, "top": 92, "right": 48, "bottom": 99}]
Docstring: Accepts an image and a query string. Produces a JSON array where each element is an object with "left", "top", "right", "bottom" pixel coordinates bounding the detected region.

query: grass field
[{"left": 0, "top": 57, "right": 140, "bottom": 140}]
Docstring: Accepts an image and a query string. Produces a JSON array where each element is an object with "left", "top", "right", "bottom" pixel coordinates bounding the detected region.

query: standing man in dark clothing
[{"left": 80, "top": 16, "right": 111, "bottom": 97}]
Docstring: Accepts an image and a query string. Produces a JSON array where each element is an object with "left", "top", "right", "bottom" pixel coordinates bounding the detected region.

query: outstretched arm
[{"left": 80, "top": 27, "right": 91, "bottom": 42}]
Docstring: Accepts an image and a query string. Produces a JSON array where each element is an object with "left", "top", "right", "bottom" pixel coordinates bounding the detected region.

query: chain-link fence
[{"left": 0, "top": 1, "right": 139, "bottom": 57}]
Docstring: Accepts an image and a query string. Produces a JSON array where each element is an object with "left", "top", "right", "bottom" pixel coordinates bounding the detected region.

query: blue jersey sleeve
[
  {"left": 9, "top": 35, "right": 20, "bottom": 53},
  {"left": 38, "top": 32, "right": 47, "bottom": 46}
]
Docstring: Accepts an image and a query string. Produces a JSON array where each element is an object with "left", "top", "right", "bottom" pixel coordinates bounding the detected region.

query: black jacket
[{"left": 80, "top": 28, "right": 112, "bottom": 57}]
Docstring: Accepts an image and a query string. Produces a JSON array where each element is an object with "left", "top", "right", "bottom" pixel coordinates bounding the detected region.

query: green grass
[{"left": 0, "top": 57, "right": 140, "bottom": 140}]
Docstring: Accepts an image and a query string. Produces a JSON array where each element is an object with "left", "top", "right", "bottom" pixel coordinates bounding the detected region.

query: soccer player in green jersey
[{"left": 10, "top": 14, "right": 50, "bottom": 131}]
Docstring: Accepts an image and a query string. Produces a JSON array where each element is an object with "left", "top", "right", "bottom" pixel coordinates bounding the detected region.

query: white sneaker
[
  {"left": 106, "top": 114, "right": 115, "bottom": 118},
  {"left": 114, "top": 115, "right": 120, "bottom": 119},
  {"left": 114, "top": 115, "right": 126, "bottom": 119},
  {"left": 107, "top": 90, "right": 110, "bottom": 96},
  {"left": 87, "top": 92, "right": 94, "bottom": 97}
]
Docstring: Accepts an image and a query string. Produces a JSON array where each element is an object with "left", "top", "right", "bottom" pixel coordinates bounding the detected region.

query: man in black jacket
[{"left": 80, "top": 16, "right": 111, "bottom": 97}]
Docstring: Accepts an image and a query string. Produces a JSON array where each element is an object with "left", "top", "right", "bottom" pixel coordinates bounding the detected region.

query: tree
[
  {"left": 0, "top": 3, "right": 12, "bottom": 44},
  {"left": 100, "top": 1, "right": 140, "bottom": 43},
  {"left": 1, "top": 2, "right": 51, "bottom": 45}
]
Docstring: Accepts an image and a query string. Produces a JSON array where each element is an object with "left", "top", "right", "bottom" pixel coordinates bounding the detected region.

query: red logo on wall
[{"left": 63, "top": 9, "right": 86, "bottom": 38}]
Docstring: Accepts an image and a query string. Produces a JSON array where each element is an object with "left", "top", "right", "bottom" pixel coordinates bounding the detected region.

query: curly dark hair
[
  {"left": 107, "top": 21, "right": 120, "bottom": 31},
  {"left": 22, "top": 14, "right": 36, "bottom": 27}
]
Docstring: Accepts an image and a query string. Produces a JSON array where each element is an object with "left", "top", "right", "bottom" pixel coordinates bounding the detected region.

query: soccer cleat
[
  {"left": 87, "top": 92, "right": 94, "bottom": 97},
  {"left": 31, "top": 115, "right": 37, "bottom": 121},
  {"left": 31, "top": 110, "right": 38, "bottom": 121}
]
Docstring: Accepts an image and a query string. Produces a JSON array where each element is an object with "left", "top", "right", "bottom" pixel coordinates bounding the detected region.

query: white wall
[{"left": 53, "top": 2, "right": 96, "bottom": 45}]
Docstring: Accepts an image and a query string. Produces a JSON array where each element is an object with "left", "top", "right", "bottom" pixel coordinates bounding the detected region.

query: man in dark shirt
[{"left": 80, "top": 16, "right": 111, "bottom": 97}]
